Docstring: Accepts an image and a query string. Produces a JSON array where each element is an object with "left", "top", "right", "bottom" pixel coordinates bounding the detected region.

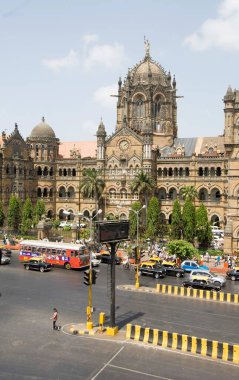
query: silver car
[
  {"left": 189, "top": 270, "right": 226, "bottom": 287},
  {"left": 1, "top": 255, "right": 11, "bottom": 265}
]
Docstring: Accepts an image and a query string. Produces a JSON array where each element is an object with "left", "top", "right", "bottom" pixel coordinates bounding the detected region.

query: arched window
[
  {"left": 109, "top": 188, "right": 116, "bottom": 199},
  {"left": 210, "top": 167, "right": 215, "bottom": 176},
  {"left": 49, "top": 188, "right": 53, "bottom": 198},
  {"left": 153, "top": 95, "right": 161, "bottom": 118},
  {"left": 168, "top": 168, "right": 173, "bottom": 177},
  {"left": 198, "top": 167, "right": 203, "bottom": 176},
  {"left": 59, "top": 209, "right": 65, "bottom": 220},
  {"left": 216, "top": 167, "right": 221, "bottom": 176},
  {"left": 163, "top": 168, "right": 167, "bottom": 176},
  {"left": 43, "top": 167, "right": 48, "bottom": 176},
  {"left": 168, "top": 188, "right": 177, "bottom": 200},
  {"left": 134, "top": 95, "right": 145, "bottom": 118},
  {"left": 63, "top": 169, "right": 67, "bottom": 176},
  {"left": 68, "top": 169, "right": 71, "bottom": 176},
  {"left": 179, "top": 168, "right": 183, "bottom": 176},
  {"left": 199, "top": 188, "right": 208, "bottom": 201},
  {"left": 67, "top": 186, "right": 75, "bottom": 198},
  {"left": 6, "top": 165, "right": 9, "bottom": 174},
  {"left": 37, "top": 188, "right": 42, "bottom": 197},
  {"left": 132, "top": 192, "right": 139, "bottom": 200},
  {"left": 72, "top": 168, "right": 76, "bottom": 176},
  {"left": 47, "top": 210, "right": 53, "bottom": 219},
  {"left": 204, "top": 167, "right": 209, "bottom": 176},
  {"left": 59, "top": 169, "right": 62, "bottom": 176},
  {"left": 174, "top": 168, "right": 178, "bottom": 176},
  {"left": 157, "top": 168, "right": 162, "bottom": 177},
  {"left": 49, "top": 167, "right": 53, "bottom": 176},
  {"left": 43, "top": 188, "right": 48, "bottom": 197},
  {"left": 185, "top": 167, "right": 189, "bottom": 176},
  {"left": 59, "top": 186, "right": 66, "bottom": 198},
  {"left": 37, "top": 166, "right": 42, "bottom": 176},
  {"left": 120, "top": 188, "right": 127, "bottom": 199},
  {"left": 83, "top": 210, "right": 90, "bottom": 218},
  {"left": 158, "top": 188, "right": 166, "bottom": 200}
]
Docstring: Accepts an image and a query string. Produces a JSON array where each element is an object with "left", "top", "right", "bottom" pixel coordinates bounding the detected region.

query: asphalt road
[{"left": 1, "top": 253, "right": 239, "bottom": 379}]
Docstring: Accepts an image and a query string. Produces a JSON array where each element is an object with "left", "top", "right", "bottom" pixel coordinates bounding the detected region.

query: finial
[
  {"left": 42, "top": 116, "right": 45, "bottom": 123},
  {"left": 144, "top": 36, "right": 150, "bottom": 58},
  {"left": 15, "top": 123, "right": 18, "bottom": 130}
]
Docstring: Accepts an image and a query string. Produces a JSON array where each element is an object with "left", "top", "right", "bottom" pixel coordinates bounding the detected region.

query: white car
[
  {"left": 1, "top": 255, "right": 10, "bottom": 265},
  {"left": 91, "top": 253, "right": 101, "bottom": 267},
  {"left": 59, "top": 221, "right": 72, "bottom": 228},
  {"left": 189, "top": 270, "right": 226, "bottom": 287}
]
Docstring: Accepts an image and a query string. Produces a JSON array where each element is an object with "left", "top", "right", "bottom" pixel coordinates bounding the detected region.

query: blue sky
[{"left": 0, "top": 0, "right": 238, "bottom": 141}]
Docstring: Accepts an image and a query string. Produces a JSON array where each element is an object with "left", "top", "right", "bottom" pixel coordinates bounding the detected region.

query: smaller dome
[{"left": 30, "top": 117, "right": 56, "bottom": 138}]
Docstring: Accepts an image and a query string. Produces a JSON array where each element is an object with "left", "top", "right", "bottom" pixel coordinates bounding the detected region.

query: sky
[{"left": 0, "top": 0, "right": 239, "bottom": 142}]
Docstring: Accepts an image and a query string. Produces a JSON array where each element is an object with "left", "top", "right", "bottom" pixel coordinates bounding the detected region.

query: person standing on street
[{"left": 50, "top": 308, "right": 59, "bottom": 330}]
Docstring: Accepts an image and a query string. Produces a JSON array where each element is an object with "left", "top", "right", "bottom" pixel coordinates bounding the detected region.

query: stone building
[{"left": 0, "top": 42, "right": 239, "bottom": 253}]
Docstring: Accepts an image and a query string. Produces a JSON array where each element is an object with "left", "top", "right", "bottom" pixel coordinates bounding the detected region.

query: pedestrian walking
[{"left": 50, "top": 308, "right": 59, "bottom": 330}]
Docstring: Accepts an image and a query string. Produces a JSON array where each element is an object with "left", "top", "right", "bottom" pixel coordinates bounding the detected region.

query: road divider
[
  {"left": 126, "top": 324, "right": 239, "bottom": 364},
  {"left": 156, "top": 284, "right": 239, "bottom": 304}
]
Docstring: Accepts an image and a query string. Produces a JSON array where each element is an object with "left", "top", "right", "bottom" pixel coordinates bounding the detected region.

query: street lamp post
[
  {"left": 62, "top": 210, "right": 83, "bottom": 241},
  {"left": 129, "top": 205, "right": 146, "bottom": 289}
]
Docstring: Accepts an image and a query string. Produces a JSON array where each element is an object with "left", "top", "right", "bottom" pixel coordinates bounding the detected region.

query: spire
[
  {"left": 172, "top": 75, "right": 176, "bottom": 89},
  {"left": 144, "top": 36, "right": 150, "bottom": 59},
  {"left": 15, "top": 122, "right": 18, "bottom": 131},
  {"left": 42, "top": 116, "right": 45, "bottom": 123},
  {"left": 118, "top": 76, "right": 122, "bottom": 89}
]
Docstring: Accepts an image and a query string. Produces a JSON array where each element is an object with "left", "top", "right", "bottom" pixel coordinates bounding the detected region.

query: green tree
[
  {"left": 21, "top": 197, "right": 33, "bottom": 234},
  {"left": 33, "top": 200, "right": 46, "bottom": 226},
  {"left": 8, "top": 195, "right": 22, "bottom": 230},
  {"left": 129, "top": 201, "right": 142, "bottom": 240},
  {"left": 80, "top": 169, "right": 105, "bottom": 212},
  {"left": 182, "top": 198, "right": 196, "bottom": 243},
  {"left": 146, "top": 196, "right": 160, "bottom": 239},
  {"left": 181, "top": 186, "right": 198, "bottom": 202},
  {"left": 167, "top": 240, "right": 199, "bottom": 261},
  {"left": 170, "top": 199, "right": 182, "bottom": 240},
  {"left": 0, "top": 201, "right": 5, "bottom": 227},
  {"left": 196, "top": 203, "right": 213, "bottom": 247},
  {"left": 130, "top": 170, "right": 155, "bottom": 209}
]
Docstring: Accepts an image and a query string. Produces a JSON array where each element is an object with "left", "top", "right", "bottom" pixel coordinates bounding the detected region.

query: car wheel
[
  {"left": 39, "top": 267, "right": 45, "bottom": 273},
  {"left": 176, "top": 272, "right": 181, "bottom": 278},
  {"left": 231, "top": 276, "right": 236, "bottom": 281},
  {"left": 64, "top": 263, "right": 71, "bottom": 270},
  {"left": 214, "top": 281, "right": 221, "bottom": 286},
  {"left": 154, "top": 273, "right": 160, "bottom": 279},
  {"left": 25, "top": 265, "right": 29, "bottom": 270}
]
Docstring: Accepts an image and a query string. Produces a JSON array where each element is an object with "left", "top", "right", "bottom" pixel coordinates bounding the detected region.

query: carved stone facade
[{"left": 1, "top": 45, "right": 239, "bottom": 253}]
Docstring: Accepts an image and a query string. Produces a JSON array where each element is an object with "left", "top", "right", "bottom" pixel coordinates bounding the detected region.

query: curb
[
  {"left": 64, "top": 323, "right": 99, "bottom": 336},
  {"left": 155, "top": 284, "right": 239, "bottom": 304},
  {"left": 117, "top": 284, "right": 239, "bottom": 304},
  {"left": 126, "top": 324, "right": 239, "bottom": 364}
]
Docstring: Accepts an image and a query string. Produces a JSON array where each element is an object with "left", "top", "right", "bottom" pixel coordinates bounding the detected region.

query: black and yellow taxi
[
  {"left": 226, "top": 266, "right": 239, "bottom": 281},
  {"left": 24, "top": 257, "right": 52, "bottom": 273},
  {"left": 149, "top": 258, "right": 184, "bottom": 278},
  {"left": 139, "top": 261, "right": 166, "bottom": 279}
]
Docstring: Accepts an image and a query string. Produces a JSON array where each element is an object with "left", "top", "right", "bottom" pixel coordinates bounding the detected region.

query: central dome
[
  {"left": 30, "top": 117, "right": 56, "bottom": 138},
  {"left": 135, "top": 60, "right": 162, "bottom": 75}
]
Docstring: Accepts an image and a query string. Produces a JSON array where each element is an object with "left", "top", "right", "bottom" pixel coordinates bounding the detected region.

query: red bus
[{"left": 19, "top": 240, "right": 90, "bottom": 270}]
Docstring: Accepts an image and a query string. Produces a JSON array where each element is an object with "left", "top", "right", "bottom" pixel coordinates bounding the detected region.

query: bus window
[
  {"left": 57, "top": 249, "right": 62, "bottom": 256},
  {"left": 42, "top": 247, "right": 46, "bottom": 255},
  {"left": 26, "top": 246, "right": 31, "bottom": 252},
  {"left": 52, "top": 249, "right": 57, "bottom": 255},
  {"left": 62, "top": 250, "right": 66, "bottom": 257},
  {"left": 70, "top": 251, "right": 76, "bottom": 257},
  {"left": 47, "top": 248, "right": 51, "bottom": 255},
  {"left": 37, "top": 247, "right": 42, "bottom": 254},
  {"left": 32, "top": 246, "right": 36, "bottom": 253}
]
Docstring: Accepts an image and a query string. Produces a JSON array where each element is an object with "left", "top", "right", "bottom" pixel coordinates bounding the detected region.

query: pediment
[{"left": 106, "top": 125, "right": 143, "bottom": 145}]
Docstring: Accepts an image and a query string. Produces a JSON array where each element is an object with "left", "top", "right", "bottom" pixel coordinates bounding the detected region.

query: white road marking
[
  {"left": 90, "top": 346, "right": 124, "bottom": 380},
  {"left": 107, "top": 363, "right": 173, "bottom": 379}
]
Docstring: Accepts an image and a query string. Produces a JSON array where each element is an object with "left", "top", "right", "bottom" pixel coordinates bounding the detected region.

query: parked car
[
  {"left": 183, "top": 277, "right": 221, "bottom": 292},
  {"left": 181, "top": 260, "right": 209, "bottom": 273},
  {"left": 190, "top": 270, "right": 226, "bottom": 286},
  {"left": 226, "top": 267, "right": 239, "bottom": 281},
  {"left": 91, "top": 253, "right": 101, "bottom": 267},
  {"left": 59, "top": 221, "right": 72, "bottom": 228},
  {"left": 0, "top": 247, "right": 12, "bottom": 257},
  {"left": 138, "top": 261, "right": 166, "bottom": 279},
  {"left": 24, "top": 257, "right": 52, "bottom": 272},
  {"left": 100, "top": 253, "right": 121, "bottom": 265},
  {"left": 1, "top": 255, "right": 11, "bottom": 265}
]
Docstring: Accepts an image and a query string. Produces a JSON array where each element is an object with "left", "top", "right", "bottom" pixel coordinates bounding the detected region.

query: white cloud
[
  {"left": 184, "top": 0, "right": 239, "bottom": 51},
  {"left": 93, "top": 84, "right": 118, "bottom": 108},
  {"left": 82, "top": 34, "right": 99, "bottom": 45},
  {"left": 42, "top": 49, "right": 79, "bottom": 72},
  {"left": 84, "top": 43, "right": 126, "bottom": 71}
]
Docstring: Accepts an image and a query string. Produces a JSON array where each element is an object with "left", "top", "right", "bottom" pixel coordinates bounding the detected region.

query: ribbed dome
[
  {"left": 135, "top": 60, "right": 162, "bottom": 75},
  {"left": 30, "top": 117, "right": 56, "bottom": 138}
]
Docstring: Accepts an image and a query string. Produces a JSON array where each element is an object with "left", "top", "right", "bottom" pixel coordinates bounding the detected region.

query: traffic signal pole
[
  {"left": 86, "top": 252, "right": 93, "bottom": 330},
  {"left": 106, "top": 242, "right": 118, "bottom": 336}
]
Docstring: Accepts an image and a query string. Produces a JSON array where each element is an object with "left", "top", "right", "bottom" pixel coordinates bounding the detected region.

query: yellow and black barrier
[
  {"left": 155, "top": 284, "right": 239, "bottom": 304},
  {"left": 126, "top": 324, "right": 239, "bottom": 364}
]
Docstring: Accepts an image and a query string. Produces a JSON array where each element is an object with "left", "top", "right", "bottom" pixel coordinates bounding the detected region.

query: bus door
[{"left": 69, "top": 249, "right": 80, "bottom": 269}]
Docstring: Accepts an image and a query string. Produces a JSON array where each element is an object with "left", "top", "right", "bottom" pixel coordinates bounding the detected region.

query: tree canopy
[{"left": 80, "top": 168, "right": 105, "bottom": 211}]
